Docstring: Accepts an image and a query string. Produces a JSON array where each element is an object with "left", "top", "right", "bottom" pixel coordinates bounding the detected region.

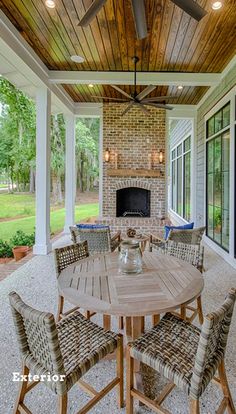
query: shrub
[
  {"left": 10, "top": 230, "right": 35, "bottom": 248},
  {"left": 0, "top": 240, "right": 13, "bottom": 258}
]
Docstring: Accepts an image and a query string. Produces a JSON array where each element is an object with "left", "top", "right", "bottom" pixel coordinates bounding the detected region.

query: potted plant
[
  {"left": 10, "top": 230, "right": 35, "bottom": 262},
  {"left": 0, "top": 240, "right": 13, "bottom": 263}
]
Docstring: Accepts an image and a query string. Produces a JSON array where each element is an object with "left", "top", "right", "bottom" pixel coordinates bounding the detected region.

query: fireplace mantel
[{"left": 107, "top": 168, "right": 164, "bottom": 178}]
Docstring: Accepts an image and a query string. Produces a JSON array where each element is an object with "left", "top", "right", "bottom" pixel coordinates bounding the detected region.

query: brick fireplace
[{"left": 97, "top": 103, "right": 167, "bottom": 234}]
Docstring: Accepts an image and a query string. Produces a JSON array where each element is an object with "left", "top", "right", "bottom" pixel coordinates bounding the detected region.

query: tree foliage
[{"left": 0, "top": 78, "right": 99, "bottom": 201}]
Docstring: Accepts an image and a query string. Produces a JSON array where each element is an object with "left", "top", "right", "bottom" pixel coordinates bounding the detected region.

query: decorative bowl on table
[{"left": 118, "top": 240, "right": 142, "bottom": 274}]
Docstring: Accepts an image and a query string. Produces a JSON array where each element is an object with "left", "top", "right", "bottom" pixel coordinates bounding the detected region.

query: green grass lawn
[
  {"left": 0, "top": 193, "right": 36, "bottom": 218},
  {"left": 0, "top": 200, "right": 99, "bottom": 241}
]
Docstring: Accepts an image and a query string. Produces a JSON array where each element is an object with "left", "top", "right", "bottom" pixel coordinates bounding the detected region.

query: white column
[
  {"left": 64, "top": 114, "right": 76, "bottom": 233},
  {"left": 99, "top": 114, "right": 103, "bottom": 218},
  {"left": 33, "top": 87, "right": 52, "bottom": 255}
]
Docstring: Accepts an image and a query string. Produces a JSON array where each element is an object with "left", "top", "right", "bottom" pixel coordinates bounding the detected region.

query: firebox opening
[{"left": 116, "top": 187, "right": 150, "bottom": 217}]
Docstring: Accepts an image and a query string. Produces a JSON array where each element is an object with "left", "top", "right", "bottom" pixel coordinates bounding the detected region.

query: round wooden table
[{"left": 58, "top": 251, "right": 204, "bottom": 340}]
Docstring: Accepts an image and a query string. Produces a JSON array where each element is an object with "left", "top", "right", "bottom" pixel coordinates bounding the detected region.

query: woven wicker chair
[
  {"left": 9, "top": 292, "right": 124, "bottom": 414},
  {"left": 126, "top": 288, "right": 236, "bottom": 414},
  {"left": 155, "top": 241, "right": 205, "bottom": 324},
  {"left": 54, "top": 241, "right": 89, "bottom": 321},
  {"left": 70, "top": 225, "right": 121, "bottom": 254},
  {"left": 150, "top": 226, "right": 206, "bottom": 251}
]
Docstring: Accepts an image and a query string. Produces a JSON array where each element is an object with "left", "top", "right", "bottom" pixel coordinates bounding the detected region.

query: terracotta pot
[
  {"left": 12, "top": 246, "right": 29, "bottom": 262},
  {"left": 0, "top": 257, "right": 13, "bottom": 264}
]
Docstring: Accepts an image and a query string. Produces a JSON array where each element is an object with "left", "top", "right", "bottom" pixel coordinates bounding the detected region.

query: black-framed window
[
  {"left": 171, "top": 136, "right": 191, "bottom": 221},
  {"left": 206, "top": 103, "right": 230, "bottom": 251}
]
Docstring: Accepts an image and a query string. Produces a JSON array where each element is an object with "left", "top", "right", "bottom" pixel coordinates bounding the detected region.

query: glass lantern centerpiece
[{"left": 118, "top": 240, "right": 142, "bottom": 274}]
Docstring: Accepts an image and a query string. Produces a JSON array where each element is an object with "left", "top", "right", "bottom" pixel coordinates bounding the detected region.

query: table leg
[{"left": 125, "top": 317, "right": 132, "bottom": 338}]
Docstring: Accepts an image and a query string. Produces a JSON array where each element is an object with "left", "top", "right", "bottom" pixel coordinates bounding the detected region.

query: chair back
[
  {"left": 54, "top": 241, "right": 89, "bottom": 278},
  {"left": 160, "top": 241, "right": 204, "bottom": 273},
  {"left": 190, "top": 288, "right": 236, "bottom": 399},
  {"left": 77, "top": 227, "right": 112, "bottom": 253},
  {"left": 168, "top": 226, "right": 205, "bottom": 245},
  {"left": 9, "top": 292, "right": 66, "bottom": 394},
  {"left": 69, "top": 226, "right": 79, "bottom": 244}
]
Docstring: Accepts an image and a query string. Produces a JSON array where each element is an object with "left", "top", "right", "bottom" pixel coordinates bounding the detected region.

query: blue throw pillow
[
  {"left": 164, "top": 222, "right": 194, "bottom": 240},
  {"left": 76, "top": 223, "right": 109, "bottom": 230}
]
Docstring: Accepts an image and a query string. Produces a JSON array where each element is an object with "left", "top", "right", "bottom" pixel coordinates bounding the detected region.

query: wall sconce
[
  {"left": 104, "top": 148, "right": 110, "bottom": 162},
  {"left": 159, "top": 149, "right": 164, "bottom": 164}
]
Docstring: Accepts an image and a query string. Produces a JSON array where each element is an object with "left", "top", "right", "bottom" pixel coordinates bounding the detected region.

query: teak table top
[{"left": 58, "top": 251, "right": 204, "bottom": 317}]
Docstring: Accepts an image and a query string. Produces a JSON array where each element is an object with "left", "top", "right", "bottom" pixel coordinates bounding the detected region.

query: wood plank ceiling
[{"left": 0, "top": 0, "right": 236, "bottom": 104}]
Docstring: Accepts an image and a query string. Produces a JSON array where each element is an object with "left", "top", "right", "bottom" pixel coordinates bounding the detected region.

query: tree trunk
[
  {"left": 29, "top": 166, "right": 35, "bottom": 193},
  {"left": 52, "top": 171, "right": 63, "bottom": 204}
]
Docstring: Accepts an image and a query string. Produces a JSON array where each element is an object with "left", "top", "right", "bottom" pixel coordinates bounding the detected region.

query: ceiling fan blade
[
  {"left": 78, "top": 0, "right": 107, "bottom": 26},
  {"left": 136, "top": 103, "right": 150, "bottom": 115},
  {"left": 91, "top": 95, "right": 129, "bottom": 101},
  {"left": 142, "top": 96, "right": 176, "bottom": 102},
  {"left": 131, "top": 0, "right": 148, "bottom": 39},
  {"left": 136, "top": 85, "right": 157, "bottom": 101},
  {"left": 110, "top": 85, "right": 134, "bottom": 100},
  {"left": 145, "top": 103, "right": 174, "bottom": 110},
  {"left": 171, "top": 0, "right": 207, "bottom": 21},
  {"left": 122, "top": 102, "right": 134, "bottom": 116}
]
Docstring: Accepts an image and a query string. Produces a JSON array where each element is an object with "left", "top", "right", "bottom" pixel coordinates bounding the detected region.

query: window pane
[
  {"left": 184, "top": 136, "right": 191, "bottom": 152},
  {"left": 222, "top": 131, "right": 230, "bottom": 171},
  {"left": 207, "top": 140, "right": 214, "bottom": 174},
  {"left": 207, "top": 204, "right": 214, "bottom": 239},
  {"left": 177, "top": 144, "right": 182, "bottom": 156},
  {"left": 207, "top": 173, "right": 214, "bottom": 206},
  {"left": 222, "top": 209, "right": 229, "bottom": 250},
  {"left": 207, "top": 117, "right": 215, "bottom": 137},
  {"left": 223, "top": 104, "right": 230, "bottom": 128},
  {"left": 171, "top": 149, "right": 176, "bottom": 160},
  {"left": 214, "top": 206, "right": 222, "bottom": 244},
  {"left": 222, "top": 172, "right": 229, "bottom": 211},
  {"left": 177, "top": 157, "right": 182, "bottom": 216},
  {"left": 184, "top": 152, "right": 191, "bottom": 221},
  {"left": 215, "top": 110, "right": 222, "bottom": 133},
  {"left": 214, "top": 136, "right": 221, "bottom": 177},
  {"left": 172, "top": 160, "right": 176, "bottom": 211}
]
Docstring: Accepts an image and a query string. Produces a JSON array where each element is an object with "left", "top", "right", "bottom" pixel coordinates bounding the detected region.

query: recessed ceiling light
[
  {"left": 177, "top": 85, "right": 183, "bottom": 90},
  {"left": 89, "top": 84, "right": 94, "bottom": 88},
  {"left": 45, "top": 0, "right": 55, "bottom": 8},
  {"left": 212, "top": 1, "right": 222, "bottom": 10},
  {"left": 70, "top": 55, "right": 85, "bottom": 63}
]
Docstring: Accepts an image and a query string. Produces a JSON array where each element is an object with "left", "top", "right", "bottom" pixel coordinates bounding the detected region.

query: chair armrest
[{"left": 111, "top": 231, "right": 121, "bottom": 242}]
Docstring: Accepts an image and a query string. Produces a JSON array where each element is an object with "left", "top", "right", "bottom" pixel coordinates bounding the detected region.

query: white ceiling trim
[{"left": 49, "top": 70, "right": 220, "bottom": 87}]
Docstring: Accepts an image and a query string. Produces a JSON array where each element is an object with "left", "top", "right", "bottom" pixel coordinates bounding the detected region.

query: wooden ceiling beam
[{"left": 49, "top": 70, "right": 220, "bottom": 87}]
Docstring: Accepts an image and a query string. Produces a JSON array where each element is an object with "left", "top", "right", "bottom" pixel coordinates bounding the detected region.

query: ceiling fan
[
  {"left": 90, "top": 56, "right": 175, "bottom": 116},
  {"left": 78, "top": 0, "right": 207, "bottom": 39}
]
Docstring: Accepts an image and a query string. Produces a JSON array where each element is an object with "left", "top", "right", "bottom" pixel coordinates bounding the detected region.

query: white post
[
  {"left": 99, "top": 114, "right": 103, "bottom": 218},
  {"left": 33, "top": 87, "right": 52, "bottom": 255},
  {"left": 64, "top": 114, "right": 76, "bottom": 233}
]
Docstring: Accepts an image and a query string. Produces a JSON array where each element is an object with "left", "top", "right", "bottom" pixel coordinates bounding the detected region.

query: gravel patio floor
[{"left": 0, "top": 240, "right": 236, "bottom": 414}]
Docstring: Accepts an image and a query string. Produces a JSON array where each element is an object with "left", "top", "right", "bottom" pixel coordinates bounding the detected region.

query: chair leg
[
  {"left": 103, "top": 314, "right": 111, "bottom": 330},
  {"left": 58, "top": 394, "right": 68, "bottom": 414},
  {"left": 218, "top": 360, "right": 236, "bottom": 414},
  {"left": 181, "top": 304, "right": 186, "bottom": 320},
  {"left": 141, "top": 316, "right": 145, "bottom": 333},
  {"left": 13, "top": 365, "right": 29, "bottom": 414},
  {"left": 152, "top": 314, "right": 160, "bottom": 327},
  {"left": 189, "top": 398, "right": 200, "bottom": 414},
  {"left": 126, "top": 345, "right": 134, "bottom": 414},
  {"left": 85, "top": 310, "right": 91, "bottom": 319},
  {"left": 116, "top": 334, "right": 124, "bottom": 408},
  {"left": 119, "top": 316, "right": 124, "bottom": 330},
  {"left": 56, "top": 295, "right": 64, "bottom": 322},
  {"left": 197, "top": 296, "right": 204, "bottom": 325}
]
